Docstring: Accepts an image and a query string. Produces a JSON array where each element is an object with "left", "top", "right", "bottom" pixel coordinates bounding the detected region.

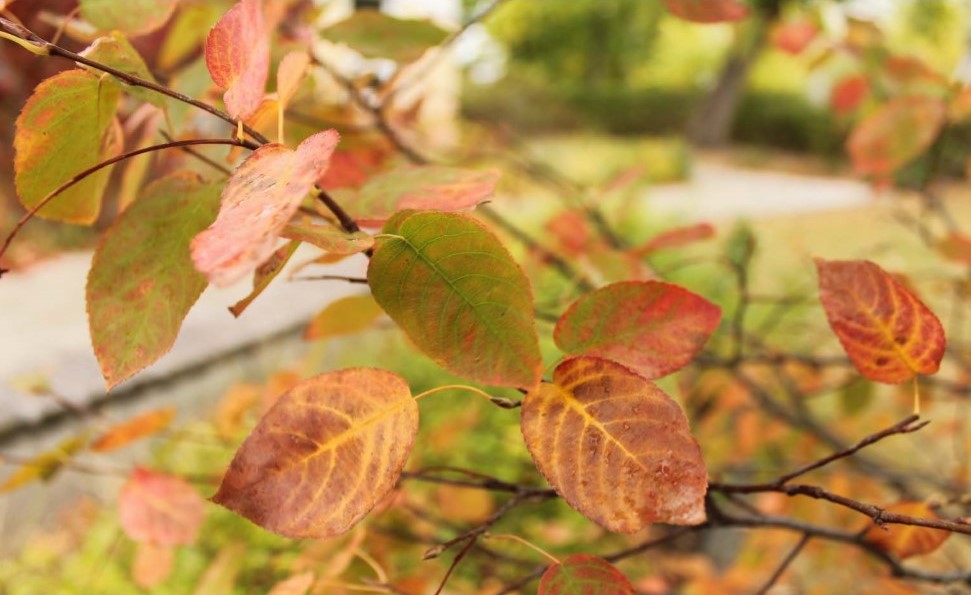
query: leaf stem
[
  {"left": 0, "top": 138, "right": 247, "bottom": 265},
  {"left": 483, "top": 533, "right": 560, "bottom": 565},
  {"left": 413, "top": 384, "right": 520, "bottom": 409}
]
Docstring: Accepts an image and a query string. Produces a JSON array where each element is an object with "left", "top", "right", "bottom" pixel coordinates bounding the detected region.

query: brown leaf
[
  {"left": 522, "top": 357, "right": 708, "bottom": 533},
  {"left": 211, "top": 368, "right": 419, "bottom": 538}
]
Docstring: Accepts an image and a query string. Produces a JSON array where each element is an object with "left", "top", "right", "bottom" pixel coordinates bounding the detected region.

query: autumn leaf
[
  {"left": 661, "top": 0, "right": 750, "bottom": 23},
  {"left": 211, "top": 369, "right": 419, "bottom": 539},
  {"left": 540, "top": 555, "right": 635, "bottom": 595},
  {"left": 0, "top": 436, "right": 86, "bottom": 493},
  {"left": 368, "top": 211, "right": 542, "bottom": 388},
  {"left": 770, "top": 20, "right": 818, "bottom": 55},
  {"left": 268, "top": 572, "right": 315, "bottom": 595},
  {"left": 88, "top": 173, "right": 221, "bottom": 388},
  {"left": 304, "top": 294, "right": 384, "bottom": 341},
  {"left": 846, "top": 96, "right": 945, "bottom": 181},
  {"left": 318, "top": 147, "right": 388, "bottom": 190},
  {"left": 864, "top": 502, "right": 951, "bottom": 558},
  {"left": 935, "top": 232, "right": 971, "bottom": 265},
  {"left": 831, "top": 75, "right": 870, "bottom": 115},
  {"left": 279, "top": 222, "right": 373, "bottom": 254},
  {"left": 91, "top": 408, "right": 175, "bottom": 452},
  {"left": 323, "top": 11, "right": 449, "bottom": 63},
  {"left": 554, "top": 281, "right": 721, "bottom": 380},
  {"left": 228, "top": 239, "right": 300, "bottom": 317},
  {"left": 205, "top": 0, "right": 269, "bottom": 119},
  {"left": 190, "top": 129, "right": 339, "bottom": 287},
  {"left": 14, "top": 69, "right": 120, "bottom": 224},
  {"left": 276, "top": 51, "right": 310, "bottom": 109},
  {"left": 522, "top": 357, "right": 708, "bottom": 532},
  {"left": 632, "top": 223, "right": 716, "bottom": 257},
  {"left": 119, "top": 467, "right": 205, "bottom": 545},
  {"left": 333, "top": 165, "right": 500, "bottom": 226},
  {"left": 80, "top": 0, "right": 178, "bottom": 36},
  {"left": 133, "top": 543, "right": 175, "bottom": 589},
  {"left": 816, "top": 259, "right": 945, "bottom": 384},
  {"left": 80, "top": 33, "right": 167, "bottom": 107}
]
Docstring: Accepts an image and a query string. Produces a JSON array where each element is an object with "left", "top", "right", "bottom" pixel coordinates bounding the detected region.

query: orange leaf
[
  {"left": 211, "top": 368, "right": 419, "bottom": 539},
  {"left": 304, "top": 294, "right": 384, "bottom": 341},
  {"left": 132, "top": 542, "right": 175, "bottom": 589},
  {"left": 771, "top": 20, "right": 818, "bottom": 55},
  {"left": 554, "top": 281, "right": 721, "bottom": 380},
  {"left": 205, "top": 0, "right": 269, "bottom": 119},
  {"left": 661, "top": 0, "right": 750, "bottom": 23},
  {"left": 522, "top": 357, "right": 708, "bottom": 532},
  {"left": 190, "top": 129, "right": 339, "bottom": 287},
  {"left": 119, "top": 467, "right": 205, "bottom": 546},
  {"left": 318, "top": 147, "right": 388, "bottom": 190},
  {"left": 816, "top": 259, "right": 945, "bottom": 384},
  {"left": 90, "top": 408, "right": 175, "bottom": 452},
  {"left": 268, "top": 572, "right": 315, "bottom": 595},
  {"left": 846, "top": 96, "right": 945, "bottom": 181},
  {"left": 864, "top": 502, "right": 951, "bottom": 558},
  {"left": 0, "top": 436, "right": 86, "bottom": 493},
  {"left": 540, "top": 554, "right": 635, "bottom": 594},
  {"left": 276, "top": 51, "right": 310, "bottom": 109},
  {"left": 935, "top": 232, "right": 971, "bottom": 265},
  {"left": 228, "top": 239, "right": 300, "bottom": 317}
]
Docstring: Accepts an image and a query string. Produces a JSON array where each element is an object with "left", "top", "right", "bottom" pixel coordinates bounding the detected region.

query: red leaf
[
  {"left": 119, "top": 467, "right": 205, "bottom": 546},
  {"left": 771, "top": 20, "right": 818, "bottom": 55},
  {"left": 846, "top": 96, "right": 945, "bottom": 181},
  {"left": 546, "top": 210, "right": 594, "bottom": 256},
  {"left": 191, "top": 130, "right": 339, "bottom": 287},
  {"left": 831, "top": 75, "right": 870, "bottom": 115},
  {"left": 816, "top": 259, "right": 945, "bottom": 384},
  {"left": 540, "top": 555, "right": 635, "bottom": 595},
  {"left": 318, "top": 147, "right": 388, "bottom": 190},
  {"left": 633, "top": 223, "right": 715, "bottom": 256},
  {"left": 661, "top": 0, "right": 750, "bottom": 23},
  {"left": 554, "top": 281, "right": 721, "bottom": 380},
  {"left": 205, "top": 0, "right": 269, "bottom": 119}
]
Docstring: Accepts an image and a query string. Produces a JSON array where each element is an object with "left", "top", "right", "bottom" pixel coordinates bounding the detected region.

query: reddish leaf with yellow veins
[
  {"left": 661, "top": 0, "right": 750, "bottom": 23},
  {"left": 816, "top": 259, "right": 945, "bottom": 384},
  {"left": 846, "top": 96, "right": 945, "bottom": 181},
  {"left": 522, "top": 357, "right": 708, "bottom": 533},
  {"left": 119, "top": 467, "right": 205, "bottom": 545},
  {"left": 864, "top": 502, "right": 951, "bottom": 558},
  {"left": 191, "top": 130, "right": 339, "bottom": 287},
  {"left": 205, "top": 0, "right": 269, "bottom": 119},
  {"left": 554, "top": 281, "right": 721, "bottom": 380},
  {"left": 211, "top": 368, "right": 418, "bottom": 539},
  {"left": 540, "top": 555, "right": 635, "bottom": 595},
  {"left": 91, "top": 408, "right": 175, "bottom": 452}
]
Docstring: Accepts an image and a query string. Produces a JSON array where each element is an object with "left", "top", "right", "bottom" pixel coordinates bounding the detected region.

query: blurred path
[{"left": 648, "top": 161, "right": 873, "bottom": 220}]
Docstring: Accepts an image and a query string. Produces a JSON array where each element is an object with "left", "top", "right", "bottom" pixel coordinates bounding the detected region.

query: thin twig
[{"left": 754, "top": 533, "right": 810, "bottom": 595}]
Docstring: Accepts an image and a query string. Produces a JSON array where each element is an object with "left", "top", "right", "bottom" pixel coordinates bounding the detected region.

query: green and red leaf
[
  {"left": 212, "top": 369, "right": 418, "bottom": 539},
  {"left": 14, "top": 69, "right": 120, "bottom": 224},
  {"left": 816, "top": 258, "right": 945, "bottom": 384},
  {"left": 522, "top": 357, "right": 708, "bottom": 533},
  {"left": 88, "top": 174, "right": 221, "bottom": 388},
  {"left": 847, "top": 95, "right": 946, "bottom": 181},
  {"left": 540, "top": 555, "right": 635, "bottom": 595},
  {"left": 191, "top": 130, "right": 339, "bottom": 287},
  {"left": 368, "top": 211, "right": 542, "bottom": 388},
  {"left": 554, "top": 281, "right": 721, "bottom": 380}
]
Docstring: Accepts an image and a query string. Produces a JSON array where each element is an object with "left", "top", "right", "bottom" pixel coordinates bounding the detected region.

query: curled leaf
[
  {"left": 522, "top": 357, "right": 708, "bottom": 533},
  {"left": 205, "top": 0, "right": 269, "bottom": 119},
  {"left": 816, "top": 258, "right": 945, "bottom": 384},
  {"left": 191, "top": 130, "right": 339, "bottom": 287},
  {"left": 212, "top": 369, "right": 419, "bottom": 539}
]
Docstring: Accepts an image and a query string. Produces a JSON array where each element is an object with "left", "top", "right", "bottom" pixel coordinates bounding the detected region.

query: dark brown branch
[
  {"left": 0, "top": 138, "right": 247, "bottom": 264},
  {"left": 291, "top": 275, "right": 368, "bottom": 284},
  {"left": 0, "top": 16, "right": 268, "bottom": 147}
]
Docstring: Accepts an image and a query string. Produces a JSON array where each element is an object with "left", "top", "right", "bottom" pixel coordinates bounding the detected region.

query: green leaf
[
  {"left": 323, "top": 11, "right": 449, "bottom": 63},
  {"left": 367, "top": 211, "right": 542, "bottom": 388},
  {"left": 80, "top": 33, "right": 167, "bottom": 107},
  {"left": 14, "top": 69, "right": 120, "bottom": 224},
  {"left": 87, "top": 173, "right": 222, "bottom": 389},
  {"left": 80, "top": 0, "right": 178, "bottom": 36}
]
